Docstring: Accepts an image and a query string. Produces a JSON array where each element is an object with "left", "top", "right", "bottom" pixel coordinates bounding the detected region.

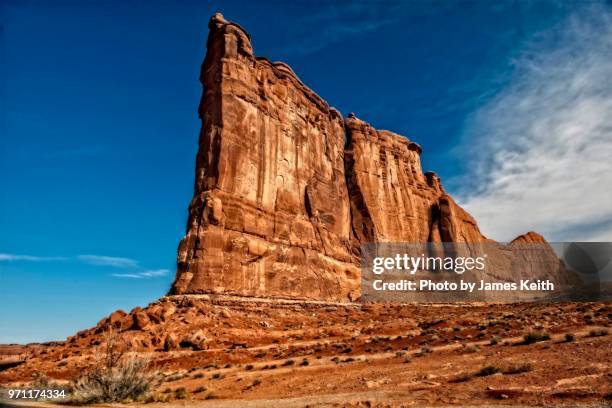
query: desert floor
[{"left": 1, "top": 297, "right": 610, "bottom": 407}]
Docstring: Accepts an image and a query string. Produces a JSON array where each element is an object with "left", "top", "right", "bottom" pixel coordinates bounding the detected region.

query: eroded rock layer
[
  {"left": 171, "top": 13, "right": 557, "bottom": 301},
  {"left": 344, "top": 114, "right": 487, "bottom": 247}
]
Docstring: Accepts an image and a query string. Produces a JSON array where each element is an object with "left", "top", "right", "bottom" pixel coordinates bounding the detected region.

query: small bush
[
  {"left": 564, "top": 333, "right": 574, "bottom": 342},
  {"left": 282, "top": 359, "right": 295, "bottom": 367},
  {"left": 463, "top": 344, "right": 480, "bottom": 353},
  {"left": 589, "top": 329, "right": 609, "bottom": 337},
  {"left": 522, "top": 332, "right": 550, "bottom": 344},
  {"left": 193, "top": 372, "right": 204, "bottom": 379},
  {"left": 194, "top": 386, "right": 206, "bottom": 393},
  {"left": 476, "top": 365, "right": 501, "bottom": 377},
  {"left": 245, "top": 364, "right": 254, "bottom": 371},
  {"left": 70, "top": 332, "right": 153, "bottom": 404},
  {"left": 503, "top": 363, "right": 532, "bottom": 375},
  {"left": 174, "top": 387, "right": 188, "bottom": 400},
  {"left": 489, "top": 336, "right": 500, "bottom": 345},
  {"left": 450, "top": 372, "right": 472, "bottom": 383},
  {"left": 145, "top": 393, "right": 169, "bottom": 403},
  {"left": 251, "top": 378, "right": 262, "bottom": 387},
  {"left": 300, "top": 359, "right": 309, "bottom": 366}
]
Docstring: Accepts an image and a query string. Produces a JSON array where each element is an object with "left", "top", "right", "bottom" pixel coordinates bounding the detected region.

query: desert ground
[{"left": 1, "top": 297, "right": 610, "bottom": 407}]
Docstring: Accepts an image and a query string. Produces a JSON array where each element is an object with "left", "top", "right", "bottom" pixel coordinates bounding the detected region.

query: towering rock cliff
[
  {"left": 171, "top": 13, "right": 359, "bottom": 300},
  {"left": 344, "top": 114, "right": 487, "bottom": 246},
  {"left": 170, "top": 13, "right": 562, "bottom": 301}
]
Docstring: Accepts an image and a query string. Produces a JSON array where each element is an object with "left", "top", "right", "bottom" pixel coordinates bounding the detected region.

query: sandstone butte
[{"left": 170, "top": 13, "right": 568, "bottom": 302}]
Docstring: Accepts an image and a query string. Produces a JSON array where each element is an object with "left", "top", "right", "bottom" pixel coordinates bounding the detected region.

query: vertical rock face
[
  {"left": 171, "top": 14, "right": 556, "bottom": 301},
  {"left": 344, "top": 114, "right": 487, "bottom": 247},
  {"left": 171, "top": 13, "right": 360, "bottom": 300}
]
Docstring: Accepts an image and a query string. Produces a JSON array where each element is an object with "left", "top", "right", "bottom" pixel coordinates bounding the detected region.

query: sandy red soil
[{"left": 1, "top": 297, "right": 610, "bottom": 407}]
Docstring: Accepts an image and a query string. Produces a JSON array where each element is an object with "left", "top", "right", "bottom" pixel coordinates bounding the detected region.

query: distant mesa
[{"left": 170, "top": 13, "right": 563, "bottom": 301}]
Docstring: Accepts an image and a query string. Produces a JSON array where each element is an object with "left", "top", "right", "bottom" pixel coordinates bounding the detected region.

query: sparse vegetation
[
  {"left": 502, "top": 363, "right": 533, "bottom": 375},
  {"left": 463, "top": 344, "right": 480, "bottom": 353},
  {"left": 564, "top": 333, "right": 575, "bottom": 342},
  {"left": 194, "top": 386, "right": 206, "bottom": 393},
  {"left": 144, "top": 393, "right": 169, "bottom": 403},
  {"left": 476, "top": 365, "right": 501, "bottom": 377},
  {"left": 245, "top": 364, "right": 254, "bottom": 370},
  {"left": 174, "top": 387, "right": 188, "bottom": 400},
  {"left": 450, "top": 372, "right": 472, "bottom": 383},
  {"left": 282, "top": 359, "right": 295, "bottom": 366},
  {"left": 522, "top": 331, "right": 550, "bottom": 344},
  {"left": 70, "top": 331, "right": 153, "bottom": 404},
  {"left": 489, "top": 336, "right": 500, "bottom": 345},
  {"left": 589, "top": 329, "right": 609, "bottom": 337},
  {"left": 416, "top": 345, "right": 432, "bottom": 356}
]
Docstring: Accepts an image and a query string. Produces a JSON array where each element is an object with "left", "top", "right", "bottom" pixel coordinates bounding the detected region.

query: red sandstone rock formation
[
  {"left": 344, "top": 114, "right": 487, "bottom": 246},
  {"left": 171, "top": 13, "right": 359, "bottom": 301},
  {"left": 170, "top": 13, "right": 564, "bottom": 301}
]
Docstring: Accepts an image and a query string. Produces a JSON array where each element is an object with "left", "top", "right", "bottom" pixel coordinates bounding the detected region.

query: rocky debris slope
[{"left": 1, "top": 298, "right": 610, "bottom": 406}]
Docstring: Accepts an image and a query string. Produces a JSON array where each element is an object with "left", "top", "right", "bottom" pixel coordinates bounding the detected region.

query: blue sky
[{"left": 2, "top": 0, "right": 611, "bottom": 343}]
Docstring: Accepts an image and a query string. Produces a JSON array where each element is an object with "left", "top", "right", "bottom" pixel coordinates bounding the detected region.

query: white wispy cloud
[
  {"left": 77, "top": 255, "right": 139, "bottom": 268},
  {"left": 458, "top": 4, "right": 612, "bottom": 242},
  {"left": 0, "top": 253, "right": 68, "bottom": 262},
  {"left": 111, "top": 269, "right": 169, "bottom": 279}
]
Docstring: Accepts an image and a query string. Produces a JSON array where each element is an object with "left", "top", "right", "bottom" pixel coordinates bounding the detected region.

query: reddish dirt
[{"left": 1, "top": 297, "right": 610, "bottom": 407}]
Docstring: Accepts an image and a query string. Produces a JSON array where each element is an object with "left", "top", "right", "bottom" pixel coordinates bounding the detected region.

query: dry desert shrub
[
  {"left": 69, "top": 331, "right": 153, "bottom": 404},
  {"left": 502, "top": 362, "right": 533, "bottom": 374},
  {"left": 589, "top": 329, "right": 609, "bottom": 337},
  {"left": 476, "top": 365, "right": 501, "bottom": 377},
  {"left": 522, "top": 331, "right": 550, "bottom": 344},
  {"left": 174, "top": 387, "right": 188, "bottom": 400},
  {"left": 449, "top": 372, "right": 473, "bottom": 383}
]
